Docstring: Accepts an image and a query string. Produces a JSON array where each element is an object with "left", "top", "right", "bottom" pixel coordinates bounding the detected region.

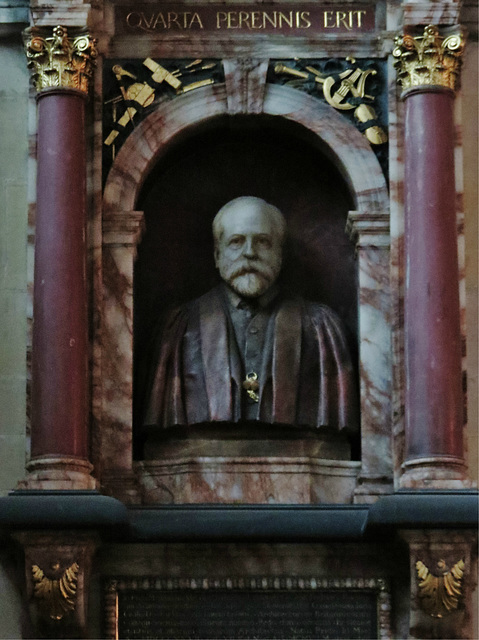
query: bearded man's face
[{"left": 214, "top": 202, "right": 283, "bottom": 298}]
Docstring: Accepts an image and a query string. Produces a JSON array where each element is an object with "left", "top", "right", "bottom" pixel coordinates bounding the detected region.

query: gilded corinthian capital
[
  {"left": 23, "top": 26, "right": 97, "bottom": 94},
  {"left": 393, "top": 25, "right": 464, "bottom": 94}
]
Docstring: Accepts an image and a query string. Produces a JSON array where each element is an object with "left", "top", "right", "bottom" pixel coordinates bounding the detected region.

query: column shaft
[
  {"left": 404, "top": 90, "right": 463, "bottom": 461},
  {"left": 31, "top": 91, "right": 88, "bottom": 459}
]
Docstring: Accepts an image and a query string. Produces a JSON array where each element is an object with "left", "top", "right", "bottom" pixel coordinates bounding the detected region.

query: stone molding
[
  {"left": 400, "top": 456, "right": 470, "bottom": 490},
  {"left": 29, "top": 1, "right": 91, "bottom": 27},
  {"left": 18, "top": 457, "right": 97, "bottom": 491},
  {"left": 346, "top": 211, "right": 390, "bottom": 249},
  {"left": 102, "top": 211, "right": 145, "bottom": 248}
]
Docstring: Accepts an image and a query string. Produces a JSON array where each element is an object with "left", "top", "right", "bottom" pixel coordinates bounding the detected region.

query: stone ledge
[{"left": 0, "top": 491, "right": 477, "bottom": 542}]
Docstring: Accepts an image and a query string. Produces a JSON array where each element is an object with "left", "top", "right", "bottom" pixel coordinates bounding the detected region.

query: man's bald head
[
  {"left": 212, "top": 197, "right": 286, "bottom": 298},
  {"left": 212, "top": 197, "right": 286, "bottom": 248}
]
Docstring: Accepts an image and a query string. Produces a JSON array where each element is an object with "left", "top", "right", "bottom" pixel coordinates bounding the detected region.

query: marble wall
[
  {"left": 0, "top": 41, "right": 29, "bottom": 495},
  {"left": 0, "top": 34, "right": 30, "bottom": 640},
  {"left": 461, "top": 39, "right": 478, "bottom": 481}
]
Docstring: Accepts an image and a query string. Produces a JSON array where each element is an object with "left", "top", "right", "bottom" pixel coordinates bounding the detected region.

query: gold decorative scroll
[
  {"left": 393, "top": 25, "right": 464, "bottom": 94},
  {"left": 23, "top": 26, "right": 97, "bottom": 94},
  {"left": 415, "top": 559, "right": 465, "bottom": 618},
  {"left": 32, "top": 562, "right": 79, "bottom": 621}
]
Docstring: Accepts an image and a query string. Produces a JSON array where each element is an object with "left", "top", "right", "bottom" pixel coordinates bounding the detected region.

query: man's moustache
[
  {"left": 230, "top": 263, "right": 273, "bottom": 279},
  {"left": 231, "top": 266, "right": 261, "bottom": 278}
]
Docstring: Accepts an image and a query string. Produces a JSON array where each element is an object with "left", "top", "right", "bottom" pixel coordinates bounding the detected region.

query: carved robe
[{"left": 143, "top": 286, "right": 357, "bottom": 431}]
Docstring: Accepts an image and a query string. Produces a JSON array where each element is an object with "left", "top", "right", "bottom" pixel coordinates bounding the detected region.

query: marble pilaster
[
  {"left": 347, "top": 212, "right": 393, "bottom": 502},
  {"left": 100, "top": 212, "right": 144, "bottom": 503}
]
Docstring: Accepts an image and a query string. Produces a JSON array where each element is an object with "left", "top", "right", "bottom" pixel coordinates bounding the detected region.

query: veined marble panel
[{"left": 137, "top": 457, "right": 360, "bottom": 504}]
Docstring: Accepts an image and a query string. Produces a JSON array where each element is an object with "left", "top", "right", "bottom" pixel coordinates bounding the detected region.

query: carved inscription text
[{"left": 116, "top": 4, "right": 375, "bottom": 35}]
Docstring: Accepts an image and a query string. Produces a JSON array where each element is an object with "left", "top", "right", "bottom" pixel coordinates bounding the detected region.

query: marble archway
[
  {"left": 99, "top": 80, "right": 391, "bottom": 503},
  {"left": 103, "top": 83, "right": 388, "bottom": 212}
]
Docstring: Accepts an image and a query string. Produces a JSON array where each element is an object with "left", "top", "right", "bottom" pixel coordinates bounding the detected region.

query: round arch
[{"left": 103, "top": 83, "right": 389, "bottom": 215}]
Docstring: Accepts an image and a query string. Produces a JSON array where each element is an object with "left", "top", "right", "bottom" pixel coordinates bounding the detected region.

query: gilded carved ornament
[
  {"left": 31, "top": 562, "right": 79, "bottom": 621},
  {"left": 103, "top": 58, "right": 222, "bottom": 157},
  {"left": 23, "top": 25, "right": 97, "bottom": 94},
  {"left": 393, "top": 25, "right": 464, "bottom": 94},
  {"left": 415, "top": 559, "right": 465, "bottom": 618},
  {"left": 273, "top": 58, "right": 388, "bottom": 146}
]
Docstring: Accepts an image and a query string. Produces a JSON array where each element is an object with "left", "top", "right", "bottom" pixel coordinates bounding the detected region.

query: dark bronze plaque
[{"left": 117, "top": 589, "right": 378, "bottom": 639}]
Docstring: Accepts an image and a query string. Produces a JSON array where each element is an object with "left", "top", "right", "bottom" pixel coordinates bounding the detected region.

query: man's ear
[{"left": 214, "top": 246, "right": 219, "bottom": 268}]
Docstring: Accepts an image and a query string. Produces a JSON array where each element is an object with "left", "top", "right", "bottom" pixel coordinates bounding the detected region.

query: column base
[
  {"left": 400, "top": 456, "right": 471, "bottom": 490},
  {"left": 18, "top": 457, "right": 97, "bottom": 491}
]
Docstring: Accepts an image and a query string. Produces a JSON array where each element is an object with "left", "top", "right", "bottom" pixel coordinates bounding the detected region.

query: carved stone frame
[
  {"left": 99, "top": 70, "right": 390, "bottom": 503},
  {"left": 104, "top": 574, "right": 392, "bottom": 640}
]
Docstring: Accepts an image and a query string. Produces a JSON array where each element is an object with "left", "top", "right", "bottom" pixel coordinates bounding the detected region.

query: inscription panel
[
  {"left": 115, "top": 5, "right": 376, "bottom": 35},
  {"left": 105, "top": 577, "right": 391, "bottom": 640}
]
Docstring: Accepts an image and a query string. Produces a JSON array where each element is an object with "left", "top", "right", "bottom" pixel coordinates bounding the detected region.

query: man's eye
[
  {"left": 228, "top": 237, "right": 243, "bottom": 247},
  {"left": 257, "top": 237, "right": 272, "bottom": 248}
]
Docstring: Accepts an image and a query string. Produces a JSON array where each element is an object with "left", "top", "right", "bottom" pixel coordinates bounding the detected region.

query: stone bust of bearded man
[{"left": 142, "top": 196, "right": 357, "bottom": 433}]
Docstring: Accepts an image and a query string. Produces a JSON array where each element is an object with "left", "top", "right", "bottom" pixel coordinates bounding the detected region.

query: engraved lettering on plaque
[{"left": 104, "top": 577, "right": 392, "bottom": 640}]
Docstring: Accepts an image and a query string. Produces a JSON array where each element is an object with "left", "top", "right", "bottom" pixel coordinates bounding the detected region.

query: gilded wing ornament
[
  {"left": 32, "top": 562, "right": 79, "bottom": 621},
  {"left": 416, "top": 559, "right": 465, "bottom": 618}
]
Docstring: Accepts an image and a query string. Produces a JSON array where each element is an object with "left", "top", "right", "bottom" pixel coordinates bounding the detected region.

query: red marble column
[
  {"left": 395, "top": 26, "right": 467, "bottom": 486},
  {"left": 32, "top": 90, "right": 88, "bottom": 459},
  {"left": 404, "top": 88, "right": 463, "bottom": 463},
  {"left": 22, "top": 27, "right": 97, "bottom": 489}
]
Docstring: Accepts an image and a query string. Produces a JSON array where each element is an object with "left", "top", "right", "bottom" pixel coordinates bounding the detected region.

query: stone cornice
[
  {"left": 29, "top": 0, "right": 91, "bottom": 27},
  {"left": 346, "top": 211, "right": 390, "bottom": 249}
]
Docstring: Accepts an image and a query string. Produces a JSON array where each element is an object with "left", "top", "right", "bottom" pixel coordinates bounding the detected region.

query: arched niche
[
  {"left": 103, "top": 83, "right": 388, "bottom": 213},
  {"left": 100, "top": 82, "right": 391, "bottom": 504}
]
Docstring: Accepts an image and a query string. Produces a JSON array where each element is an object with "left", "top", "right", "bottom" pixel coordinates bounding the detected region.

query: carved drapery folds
[
  {"left": 393, "top": 24, "right": 464, "bottom": 94},
  {"left": 23, "top": 25, "right": 97, "bottom": 94}
]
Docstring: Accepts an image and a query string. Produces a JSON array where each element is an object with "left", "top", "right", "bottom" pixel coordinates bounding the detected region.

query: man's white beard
[
  {"left": 217, "top": 256, "right": 282, "bottom": 299},
  {"left": 229, "top": 272, "right": 270, "bottom": 298}
]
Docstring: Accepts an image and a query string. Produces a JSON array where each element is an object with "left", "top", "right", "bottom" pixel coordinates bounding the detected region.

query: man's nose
[{"left": 243, "top": 237, "right": 257, "bottom": 258}]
